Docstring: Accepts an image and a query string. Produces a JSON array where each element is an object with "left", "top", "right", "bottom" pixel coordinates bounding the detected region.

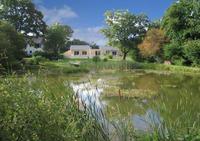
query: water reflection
[{"left": 69, "top": 71, "right": 200, "bottom": 131}]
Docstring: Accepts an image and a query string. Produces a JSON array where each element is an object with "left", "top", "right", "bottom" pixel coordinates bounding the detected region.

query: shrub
[
  {"left": 92, "top": 56, "right": 101, "bottom": 62},
  {"left": 23, "top": 56, "right": 46, "bottom": 65},
  {"left": 164, "top": 42, "right": 185, "bottom": 65},
  {"left": 33, "top": 51, "right": 45, "bottom": 57},
  {"left": 103, "top": 58, "right": 108, "bottom": 62},
  {"left": 108, "top": 55, "right": 113, "bottom": 59},
  {"left": 184, "top": 40, "right": 200, "bottom": 66},
  {"left": 171, "top": 55, "right": 185, "bottom": 66}
]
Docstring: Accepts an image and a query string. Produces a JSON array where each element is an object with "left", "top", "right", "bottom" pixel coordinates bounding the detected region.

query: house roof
[
  {"left": 99, "top": 46, "right": 119, "bottom": 51},
  {"left": 70, "top": 45, "right": 119, "bottom": 51},
  {"left": 70, "top": 45, "right": 91, "bottom": 50}
]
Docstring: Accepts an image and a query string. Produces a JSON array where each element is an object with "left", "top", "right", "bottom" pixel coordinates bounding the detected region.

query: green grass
[
  {"left": 138, "top": 63, "right": 200, "bottom": 74},
  {"left": 39, "top": 59, "right": 200, "bottom": 74}
]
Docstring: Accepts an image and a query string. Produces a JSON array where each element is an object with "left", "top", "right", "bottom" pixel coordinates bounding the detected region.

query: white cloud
[
  {"left": 38, "top": 5, "right": 78, "bottom": 25},
  {"left": 73, "top": 26, "right": 108, "bottom": 46}
]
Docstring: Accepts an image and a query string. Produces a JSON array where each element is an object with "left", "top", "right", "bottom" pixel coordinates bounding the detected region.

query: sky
[{"left": 33, "top": 0, "right": 175, "bottom": 46}]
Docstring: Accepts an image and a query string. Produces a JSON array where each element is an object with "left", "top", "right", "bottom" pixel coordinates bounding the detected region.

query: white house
[
  {"left": 64, "top": 45, "right": 121, "bottom": 58},
  {"left": 25, "top": 37, "right": 44, "bottom": 55}
]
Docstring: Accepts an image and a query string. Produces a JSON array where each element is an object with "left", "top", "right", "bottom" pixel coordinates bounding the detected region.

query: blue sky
[{"left": 34, "top": 0, "right": 175, "bottom": 45}]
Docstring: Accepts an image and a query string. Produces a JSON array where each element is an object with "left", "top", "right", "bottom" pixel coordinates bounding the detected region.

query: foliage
[
  {"left": 0, "top": 0, "right": 46, "bottom": 36},
  {"left": 90, "top": 43, "right": 100, "bottom": 49},
  {"left": 102, "top": 10, "right": 149, "bottom": 60},
  {"left": 69, "top": 39, "right": 89, "bottom": 45},
  {"left": 108, "top": 54, "right": 113, "bottom": 59},
  {"left": 149, "top": 20, "right": 161, "bottom": 29},
  {"left": 44, "top": 23, "right": 73, "bottom": 58},
  {"left": 0, "top": 20, "right": 25, "bottom": 71},
  {"left": 164, "top": 41, "right": 185, "bottom": 65},
  {"left": 33, "top": 51, "right": 46, "bottom": 57},
  {"left": 92, "top": 56, "right": 101, "bottom": 62},
  {"left": 33, "top": 51, "right": 63, "bottom": 60},
  {"left": 1, "top": 70, "right": 200, "bottom": 140},
  {"left": 0, "top": 75, "right": 111, "bottom": 141},
  {"left": 24, "top": 55, "right": 47, "bottom": 65},
  {"left": 162, "top": 0, "right": 200, "bottom": 41},
  {"left": 161, "top": 0, "right": 200, "bottom": 67},
  {"left": 184, "top": 40, "right": 200, "bottom": 66},
  {"left": 64, "top": 39, "right": 89, "bottom": 52},
  {"left": 103, "top": 58, "right": 108, "bottom": 62},
  {"left": 138, "top": 28, "right": 168, "bottom": 61}
]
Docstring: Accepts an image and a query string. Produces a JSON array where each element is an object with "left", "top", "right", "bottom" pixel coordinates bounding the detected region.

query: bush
[
  {"left": 33, "top": 51, "right": 63, "bottom": 60},
  {"left": 171, "top": 55, "right": 185, "bottom": 66},
  {"left": 23, "top": 56, "right": 46, "bottom": 65},
  {"left": 103, "top": 58, "right": 108, "bottom": 62},
  {"left": 92, "top": 56, "right": 101, "bottom": 62},
  {"left": 164, "top": 42, "right": 185, "bottom": 65},
  {"left": 184, "top": 40, "right": 200, "bottom": 66},
  {"left": 108, "top": 55, "right": 113, "bottom": 59},
  {"left": 33, "top": 51, "right": 45, "bottom": 57}
]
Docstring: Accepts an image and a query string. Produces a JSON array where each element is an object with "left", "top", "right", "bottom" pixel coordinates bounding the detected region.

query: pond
[{"left": 60, "top": 70, "right": 200, "bottom": 131}]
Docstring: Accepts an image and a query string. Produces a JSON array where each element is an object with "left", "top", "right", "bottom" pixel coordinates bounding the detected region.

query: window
[
  {"left": 29, "top": 50, "right": 32, "bottom": 54},
  {"left": 74, "top": 51, "right": 79, "bottom": 55},
  {"left": 106, "top": 51, "right": 110, "bottom": 54},
  {"left": 95, "top": 51, "right": 101, "bottom": 56},
  {"left": 112, "top": 51, "right": 117, "bottom": 56},
  {"left": 35, "top": 43, "right": 41, "bottom": 48},
  {"left": 82, "top": 51, "right": 87, "bottom": 55}
]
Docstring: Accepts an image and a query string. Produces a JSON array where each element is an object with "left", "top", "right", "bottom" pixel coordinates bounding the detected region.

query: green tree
[
  {"left": 64, "top": 39, "right": 89, "bottom": 52},
  {"left": 162, "top": 0, "right": 200, "bottom": 66},
  {"left": 101, "top": 10, "right": 149, "bottom": 60},
  {"left": 162, "top": 0, "right": 200, "bottom": 41},
  {"left": 69, "top": 39, "right": 89, "bottom": 45},
  {"left": 0, "top": 0, "right": 46, "bottom": 36},
  {"left": 164, "top": 41, "right": 185, "bottom": 65},
  {"left": 44, "top": 23, "right": 73, "bottom": 57},
  {"left": 184, "top": 40, "right": 200, "bottom": 66},
  {"left": 0, "top": 21, "right": 25, "bottom": 71},
  {"left": 90, "top": 43, "right": 99, "bottom": 49}
]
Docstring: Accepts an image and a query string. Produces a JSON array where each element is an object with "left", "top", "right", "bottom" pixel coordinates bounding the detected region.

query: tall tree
[
  {"left": 44, "top": 23, "right": 73, "bottom": 56},
  {"left": 162, "top": 0, "right": 200, "bottom": 41},
  {"left": 101, "top": 10, "right": 149, "bottom": 60},
  {"left": 162, "top": 0, "right": 200, "bottom": 65},
  {"left": 0, "top": 20, "right": 25, "bottom": 70},
  {"left": 0, "top": 0, "right": 46, "bottom": 36}
]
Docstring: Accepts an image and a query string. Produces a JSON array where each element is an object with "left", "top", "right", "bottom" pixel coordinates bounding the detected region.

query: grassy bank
[
  {"left": 40, "top": 59, "right": 200, "bottom": 74},
  {"left": 20, "top": 58, "right": 200, "bottom": 75},
  {"left": 138, "top": 63, "right": 200, "bottom": 74}
]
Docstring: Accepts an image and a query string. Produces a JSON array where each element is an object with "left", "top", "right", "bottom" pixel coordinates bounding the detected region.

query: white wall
[{"left": 25, "top": 37, "right": 44, "bottom": 56}]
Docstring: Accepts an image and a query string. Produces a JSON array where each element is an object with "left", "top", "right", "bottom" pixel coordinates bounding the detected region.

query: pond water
[{"left": 66, "top": 70, "right": 200, "bottom": 131}]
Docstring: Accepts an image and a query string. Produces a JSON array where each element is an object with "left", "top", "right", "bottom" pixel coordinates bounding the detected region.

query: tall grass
[
  {"left": 140, "top": 93, "right": 200, "bottom": 141},
  {"left": 1, "top": 73, "right": 200, "bottom": 141},
  {"left": 0, "top": 74, "right": 110, "bottom": 141}
]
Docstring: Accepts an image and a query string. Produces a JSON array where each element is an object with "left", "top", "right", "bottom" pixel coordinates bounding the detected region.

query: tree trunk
[{"left": 123, "top": 52, "right": 127, "bottom": 60}]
